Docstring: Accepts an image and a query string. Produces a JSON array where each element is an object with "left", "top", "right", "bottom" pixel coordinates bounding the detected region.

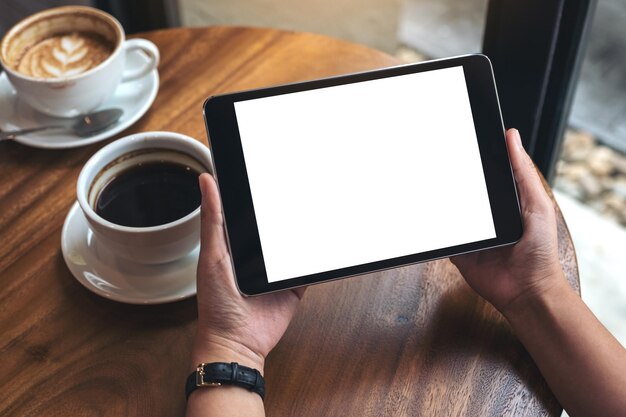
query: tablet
[{"left": 203, "top": 54, "right": 522, "bottom": 296}]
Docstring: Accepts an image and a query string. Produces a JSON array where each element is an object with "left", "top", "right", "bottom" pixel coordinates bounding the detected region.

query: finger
[
  {"left": 505, "top": 129, "right": 552, "bottom": 215},
  {"left": 199, "top": 173, "right": 229, "bottom": 264},
  {"left": 450, "top": 252, "right": 477, "bottom": 270},
  {"left": 199, "top": 173, "right": 223, "bottom": 226},
  {"left": 291, "top": 286, "right": 307, "bottom": 300}
]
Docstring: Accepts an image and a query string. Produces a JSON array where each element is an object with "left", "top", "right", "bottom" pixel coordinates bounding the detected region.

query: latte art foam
[{"left": 16, "top": 32, "right": 113, "bottom": 78}]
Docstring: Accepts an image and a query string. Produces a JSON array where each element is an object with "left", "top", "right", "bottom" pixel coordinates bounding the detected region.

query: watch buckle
[{"left": 196, "top": 363, "right": 222, "bottom": 387}]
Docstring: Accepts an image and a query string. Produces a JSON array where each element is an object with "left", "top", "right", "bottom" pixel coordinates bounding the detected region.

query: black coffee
[{"left": 95, "top": 161, "right": 202, "bottom": 227}]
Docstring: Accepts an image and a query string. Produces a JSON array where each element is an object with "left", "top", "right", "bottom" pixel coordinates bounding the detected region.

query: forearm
[
  {"left": 186, "top": 382, "right": 264, "bottom": 417},
  {"left": 504, "top": 275, "right": 626, "bottom": 417},
  {"left": 186, "top": 336, "right": 266, "bottom": 417}
]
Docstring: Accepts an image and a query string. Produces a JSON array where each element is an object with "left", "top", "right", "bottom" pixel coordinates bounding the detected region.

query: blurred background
[
  {"left": 3, "top": 1, "right": 625, "bottom": 223},
  {"left": 2, "top": 0, "right": 625, "bottom": 366}
]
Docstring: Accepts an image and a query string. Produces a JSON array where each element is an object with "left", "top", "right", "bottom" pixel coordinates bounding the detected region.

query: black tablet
[{"left": 203, "top": 54, "right": 522, "bottom": 296}]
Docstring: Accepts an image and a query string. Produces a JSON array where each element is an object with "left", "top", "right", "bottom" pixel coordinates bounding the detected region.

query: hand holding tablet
[{"left": 203, "top": 54, "right": 522, "bottom": 295}]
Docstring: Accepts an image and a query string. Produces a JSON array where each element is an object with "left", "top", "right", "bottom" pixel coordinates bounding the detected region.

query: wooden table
[{"left": 0, "top": 27, "right": 579, "bottom": 416}]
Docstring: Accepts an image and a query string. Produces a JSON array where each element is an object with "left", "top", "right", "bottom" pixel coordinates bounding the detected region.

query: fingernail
[
  {"left": 199, "top": 174, "right": 208, "bottom": 200},
  {"left": 512, "top": 129, "right": 523, "bottom": 150}
]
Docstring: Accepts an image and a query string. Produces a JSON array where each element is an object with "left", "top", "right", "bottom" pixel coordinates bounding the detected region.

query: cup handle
[{"left": 121, "top": 39, "right": 160, "bottom": 82}]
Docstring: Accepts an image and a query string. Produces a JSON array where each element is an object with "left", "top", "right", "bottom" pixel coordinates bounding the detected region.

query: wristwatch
[{"left": 185, "top": 362, "right": 265, "bottom": 400}]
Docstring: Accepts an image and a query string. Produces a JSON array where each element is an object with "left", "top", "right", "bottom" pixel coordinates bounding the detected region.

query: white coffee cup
[
  {"left": 0, "top": 6, "right": 159, "bottom": 117},
  {"left": 76, "top": 132, "right": 212, "bottom": 264}
]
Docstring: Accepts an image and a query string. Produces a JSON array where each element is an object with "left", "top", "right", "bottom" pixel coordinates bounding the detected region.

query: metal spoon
[{"left": 0, "top": 108, "right": 124, "bottom": 140}]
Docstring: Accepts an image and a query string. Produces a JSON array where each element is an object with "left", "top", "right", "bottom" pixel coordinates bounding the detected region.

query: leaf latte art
[{"left": 16, "top": 32, "right": 113, "bottom": 79}]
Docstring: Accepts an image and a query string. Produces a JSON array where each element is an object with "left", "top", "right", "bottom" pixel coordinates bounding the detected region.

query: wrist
[
  {"left": 501, "top": 272, "right": 573, "bottom": 323},
  {"left": 190, "top": 333, "right": 266, "bottom": 374}
]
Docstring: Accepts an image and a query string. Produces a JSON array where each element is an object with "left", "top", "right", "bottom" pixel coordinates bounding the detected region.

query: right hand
[{"left": 451, "top": 129, "right": 566, "bottom": 316}]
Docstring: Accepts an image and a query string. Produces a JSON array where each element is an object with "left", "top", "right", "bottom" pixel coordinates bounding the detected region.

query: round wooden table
[{"left": 0, "top": 27, "right": 578, "bottom": 416}]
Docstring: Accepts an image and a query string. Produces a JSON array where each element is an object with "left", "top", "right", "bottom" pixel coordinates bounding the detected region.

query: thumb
[
  {"left": 199, "top": 173, "right": 229, "bottom": 265},
  {"left": 505, "top": 129, "right": 552, "bottom": 216}
]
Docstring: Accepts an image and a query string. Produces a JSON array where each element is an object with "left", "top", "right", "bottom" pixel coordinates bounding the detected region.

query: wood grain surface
[{"left": 0, "top": 27, "right": 579, "bottom": 416}]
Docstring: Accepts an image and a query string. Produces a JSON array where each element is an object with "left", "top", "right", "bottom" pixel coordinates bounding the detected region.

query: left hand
[{"left": 191, "top": 173, "right": 305, "bottom": 371}]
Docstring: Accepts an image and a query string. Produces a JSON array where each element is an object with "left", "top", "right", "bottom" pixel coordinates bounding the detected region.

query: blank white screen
[{"left": 235, "top": 66, "right": 496, "bottom": 283}]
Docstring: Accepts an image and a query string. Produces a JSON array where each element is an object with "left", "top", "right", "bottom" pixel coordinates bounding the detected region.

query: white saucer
[
  {"left": 61, "top": 202, "right": 198, "bottom": 304},
  {"left": 0, "top": 49, "right": 159, "bottom": 149}
]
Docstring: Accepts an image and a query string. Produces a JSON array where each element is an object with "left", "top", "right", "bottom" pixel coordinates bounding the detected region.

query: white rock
[
  {"left": 562, "top": 130, "right": 595, "bottom": 162},
  {"left": 604, "top": 193, "right": 626, "bottom": 213},
  {"left": 579, "top": 171, "right": 603, "bottom": 197},
  {"left": 559, "top": 162, "right": 589, "bottom": 181},
  {"left": 611, "top": 179, "right": 626, "bottom": 201},
  {"left": 600, "top": 176, "right": 616, "bottom": 192},
  {"left": 588, "top": 146, "right": 615, "bottom": 177},
  {"left": 611, "top": 153, "right": 626, "bottom": 176}
]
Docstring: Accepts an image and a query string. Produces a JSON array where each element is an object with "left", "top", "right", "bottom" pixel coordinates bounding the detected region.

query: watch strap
[{"left": 185, "top": 362, "right": 265, "bottom": 400}]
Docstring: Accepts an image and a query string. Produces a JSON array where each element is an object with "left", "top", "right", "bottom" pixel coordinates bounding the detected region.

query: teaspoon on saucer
[{"left": 0, "top": 108, "right": 123, "bottom": 140}]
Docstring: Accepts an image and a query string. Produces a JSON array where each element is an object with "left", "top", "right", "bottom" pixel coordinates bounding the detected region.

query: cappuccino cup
[
  {"left": 0, "top": 6, "right": 159, "bottom": 117},
  {"left": 77, "top": 132, "right": 213, "bottom": 264}
]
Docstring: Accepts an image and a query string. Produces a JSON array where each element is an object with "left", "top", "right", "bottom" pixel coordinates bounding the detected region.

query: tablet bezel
[{"left": 203, "top": 54, "right": 522, "bottom": 296}]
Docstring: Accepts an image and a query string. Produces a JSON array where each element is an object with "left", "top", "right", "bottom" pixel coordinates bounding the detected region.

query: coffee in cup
[
  {"left": 77, "top": 132, "right": 213, "bottom": 264},
  {"left": 90, "top": 150, "right": 205, "bottom": 228},
  {"left": 15, "top": 31, "right": 114, "bottom": 79},
  {"left": 0, "top": 6, "right": 159, "bottom": 117}
]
